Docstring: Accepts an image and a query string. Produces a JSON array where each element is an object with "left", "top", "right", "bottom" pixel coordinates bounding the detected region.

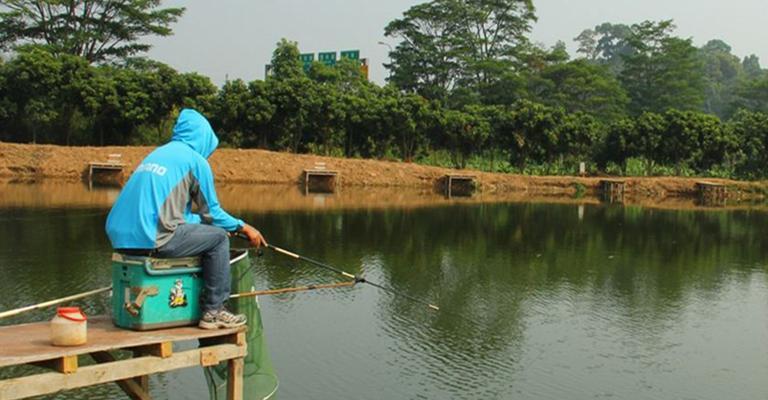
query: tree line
[{"left": 0, "top": 0, "right": 767, "bottom": 179}]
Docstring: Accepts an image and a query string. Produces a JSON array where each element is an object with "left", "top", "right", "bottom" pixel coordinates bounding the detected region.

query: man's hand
[{"left": 240, "top": 224, "right": 267, "bottom": 249}]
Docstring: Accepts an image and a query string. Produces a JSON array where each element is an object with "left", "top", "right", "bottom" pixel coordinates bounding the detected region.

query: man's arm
[{"left": 191, "top": 160, "right": 266, "bottom": 248}]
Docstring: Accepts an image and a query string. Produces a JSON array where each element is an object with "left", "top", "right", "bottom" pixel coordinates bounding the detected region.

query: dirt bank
[{"left": 1, "top": 141, "right": 766, "bottom": 200}]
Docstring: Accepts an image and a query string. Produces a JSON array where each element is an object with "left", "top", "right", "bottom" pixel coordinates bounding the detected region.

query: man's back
[{"left": 105, "top": 109, "right": 243, "bottom": 250}]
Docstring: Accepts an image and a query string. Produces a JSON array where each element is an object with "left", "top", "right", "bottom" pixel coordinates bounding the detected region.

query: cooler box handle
[{"left": 143, "top": 261, "right": 202, "bottom": 276}]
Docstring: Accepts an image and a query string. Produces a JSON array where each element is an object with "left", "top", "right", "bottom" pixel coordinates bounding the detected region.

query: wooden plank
[
  {"left": 227, "top": 358, "right": 244, "bottom": 400},
  {"left": 0, "top": 316, "right": 244, "bottom": 368},
  {"left": 0, "top": 343, "right": 245, "bottom": 400},
  {"left": 90, "top": 351, "right": 151, "bottom": 400},
  {"left": 31, "top": 354, "right": 78, "bottom": 374}
]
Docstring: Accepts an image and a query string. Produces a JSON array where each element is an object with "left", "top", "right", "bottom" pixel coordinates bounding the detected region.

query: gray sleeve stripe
[
  {"left": 189, "top": 174, "right": 213, "bottom": 224},
  {"left": 155, "top": 172, "right": 196, "bottom": 248}
]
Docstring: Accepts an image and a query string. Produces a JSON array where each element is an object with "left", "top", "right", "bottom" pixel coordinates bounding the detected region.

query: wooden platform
[
  {"left": 303, "top": 168, "right": 339, "bottom": 194},
  {"left": 88, "top": 154, "right": 126, "bottom": 189},
  {"left": 0, "top": 316, "right": 247, "bottom": 400},
  {"left": 696, "top": 181, "right": 727, "bottom": 204},
  {"left": 444, "top": 174, "right": 476, "bottom": 197},
  {"left": 599, "top": 179, "right": 626, "bottom": 203}
]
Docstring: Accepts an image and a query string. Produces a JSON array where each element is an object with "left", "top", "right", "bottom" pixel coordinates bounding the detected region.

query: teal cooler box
[
  {"left": 111, "top": 253, "right": 204, "bottom": 330},
  {"left": 112, "top": 250, "right": 251, "bottom": 330}
]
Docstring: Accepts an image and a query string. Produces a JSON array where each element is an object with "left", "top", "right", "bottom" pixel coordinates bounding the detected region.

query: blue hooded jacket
[{"left": 105, "top": 109, "right": 244, "bottom": 249}]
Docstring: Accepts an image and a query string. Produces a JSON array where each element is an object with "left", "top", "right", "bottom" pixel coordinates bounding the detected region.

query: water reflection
[{"left": 1, "top": 183, "right": 767, "bottom": 399}]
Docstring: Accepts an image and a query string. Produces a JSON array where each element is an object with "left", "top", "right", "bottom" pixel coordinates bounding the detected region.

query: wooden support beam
[
  {"left": 0, "top": 344, "right": 244, "bottom": 400},
  {"left": 200, "top": 349, "right": 220, "bottom": 367},
  {"left": 31, "top": 354, "right": 78, "bottom": 374},
  {"left": 130, "top": 341, "right": 173, "bottom": 359},
  {"left": 90, "top": 351, "right": 151, "bottom": 400},
  {"left": 201, "top": 331, "right": 247, "bottom": 347},
  {"left": 227, "top": 358, "right": 244, "bottom": 400}
]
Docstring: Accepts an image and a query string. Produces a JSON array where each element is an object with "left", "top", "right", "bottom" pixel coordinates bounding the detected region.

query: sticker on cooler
[{"left": 169, "top": 279, "right": 188, "bottom": 308}]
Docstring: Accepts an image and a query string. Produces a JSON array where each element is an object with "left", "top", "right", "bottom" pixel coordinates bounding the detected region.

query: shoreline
[{"left": 2, "top": 141, "right": 767, "bottom": 202}]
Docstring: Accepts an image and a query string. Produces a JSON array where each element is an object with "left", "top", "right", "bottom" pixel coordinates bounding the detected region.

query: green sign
[
  {"left": 318, "top": 52, "right": 337, "bottom": 66},
  {"left": 299, "top": 53, "right": 315, "bottom": 63},
  {"left": 340, "top": 50, "right": 360, "bottom": 60},
  {"left": 299, "top": 53, "right": 314, "bottom": 72}
]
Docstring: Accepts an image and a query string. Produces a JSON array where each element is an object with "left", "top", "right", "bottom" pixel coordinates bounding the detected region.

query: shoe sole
[{"left": 198, "top": 319, "right": 247, "bottom": 330}]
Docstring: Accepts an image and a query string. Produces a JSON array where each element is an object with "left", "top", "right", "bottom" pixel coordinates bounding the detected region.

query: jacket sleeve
[{"left": 190, "top": 159, "right": 244, "bottom": 231}]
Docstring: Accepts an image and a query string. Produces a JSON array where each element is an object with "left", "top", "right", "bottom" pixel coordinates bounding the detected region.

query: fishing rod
[
  {"left": 0, "top": 286, "right": 112, "bottom": 319},
  {"left": 230, "top": 281, "right": 356, "bottom": 299},
  {"left": 235, "top": 234, "right": 440, "bottom": 312}
]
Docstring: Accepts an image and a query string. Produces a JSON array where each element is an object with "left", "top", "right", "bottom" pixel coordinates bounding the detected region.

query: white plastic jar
[{"left": 50, "top": 307, "right": 87, "bottom": 346}]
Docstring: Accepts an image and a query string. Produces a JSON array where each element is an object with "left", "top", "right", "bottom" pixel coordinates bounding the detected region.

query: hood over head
[{"left": 171, "top": 109, "right": 219, "bottom": 158}]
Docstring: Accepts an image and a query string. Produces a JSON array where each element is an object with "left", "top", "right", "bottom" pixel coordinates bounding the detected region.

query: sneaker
[{"left": 198, "top": 309, "right": 247, "bottom": 329}]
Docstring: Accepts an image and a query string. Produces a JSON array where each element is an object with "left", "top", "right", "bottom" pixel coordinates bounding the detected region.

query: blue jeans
[{"left": 155, "top": 223, "right": 231, "bottom": 313}]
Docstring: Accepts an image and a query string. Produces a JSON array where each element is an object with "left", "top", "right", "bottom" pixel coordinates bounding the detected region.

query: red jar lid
[{"left": 57, "top": 307, "right": 87, "bottom": 322}]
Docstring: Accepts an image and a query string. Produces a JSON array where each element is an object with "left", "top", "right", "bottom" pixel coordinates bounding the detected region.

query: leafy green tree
[
  {"left": 305, "top": 83, "right": 346, "bottom": 155},
  {"left": 440, "top": 106, "right": 490, "bottom": 168},
  {"left": 574, "top": 22, "right": 633, "bottom": 74},
  {"left": 731, "top": 75, "right": 768, "bottom": 114},
  {"left": 501, "top": 100, "right": 562, "bottom": 169},
  {"left": 0, "top": 0, "right": 184, "bottom": 63},
  {"left": 625, "top": 112, "right": 665, "bottom": 174},
  {"left": 699, "top": 40, "right": 744, "bottom": 117},
  {"left": 268, "top": 77, "right": 313, "bottom": 152},
  {"left": 384, "top": 0, "right": 537, "bottom": 101},
  {"left": 600, "top": 117, "right": 635, "bottom": 172},
  {"left": 557, "top": 112, "right": 604, "bottom": 163},
  {"left": 455, "top": 0, "right": 537, "bottom": 87},
  {"left": 269, "top": 39, "right": 304, "bottom": 81},
  {"left": 620, "top": 20, "right": 705, "bottom": 114},
  {"left": 393, "top": 93, "right": 435, "bottom": 161},
  {"left": 1, "top": 47, "right": 62, "bottom": 143},
  {"left": 728, "top": 110, "right": 768, "bottom": 178},
  {"left": 659, "top": 109, "right": 729, "bottom": 172},
  {"left": 383, "top": 1, "right": 462, "bottom": 101},
  {"left": 529, "top": 59, "right": 628, "bottom": 121},
  {"left": 742, "top": 55, "right": 763, "bottom": 79}
]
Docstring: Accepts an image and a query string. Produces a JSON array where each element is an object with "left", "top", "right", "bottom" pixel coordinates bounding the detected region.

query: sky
[{"left": 145, "top": 0, "right": 768, "bottom": 86}]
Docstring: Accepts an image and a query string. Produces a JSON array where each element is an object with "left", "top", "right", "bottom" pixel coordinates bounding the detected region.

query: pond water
[{"left": 0, "top": 182, "right": 766, "bottom": 399}]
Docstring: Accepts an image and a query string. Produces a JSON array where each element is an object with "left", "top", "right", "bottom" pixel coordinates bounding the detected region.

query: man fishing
[{"left": 105, "top": 109, "right": 266, "bottom": 329}]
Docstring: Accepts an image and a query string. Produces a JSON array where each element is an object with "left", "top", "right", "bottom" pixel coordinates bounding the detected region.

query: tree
[
  {"left": 557, "top": 112, "right": 604, "bottom": 163},
  {"left": 269, "top": 39, "right": 304, "bottom": 81},
  {"left": 1, "top": 47, "right": 62, "bottom": 143},
  {"left": 659, "top": 109, "right": 729, "bottom": 172},
  {"left": 574, "top": 22, "right": 633, "bottom": 74},
  {"left": 625, "top": 112, "right": 665, "bottom": 174},
  {"left": 440, "top": 107, "right": 490, "bottom": 168},
  {"left": 731, "top": 75, "right": 768, "bottom": 114},
  {"left": 529, "top": 59, "right": 628, "bottom": 121},
  {"left": 501, "top": 100, "right": 561, "bottom": 169},
  {"left": 600, "top": 117, "right": 635, "bottom": 172},
  {"left": 384, "top": 0, "right": 537, "bottom": 101},
  {"left": 455, "top": 0, "right": 537, "bottom": 87},
  {"left": 699, "top": 39, "right": 744, "bottom": 118},
  {"left": 742, "top": 55, "right": 762, "bottom": 79},
  {"left": 0, "top": 0, "right": 184, "bottom": 63},
  {"left": 383, "top": 1, "right": 462, "bottom": 101},
  {"left": 619, "top": 20, "right": 705, "bottom": 114},
  {"left": 729, "top": 110, "right": 768, "bottom": 178}
]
